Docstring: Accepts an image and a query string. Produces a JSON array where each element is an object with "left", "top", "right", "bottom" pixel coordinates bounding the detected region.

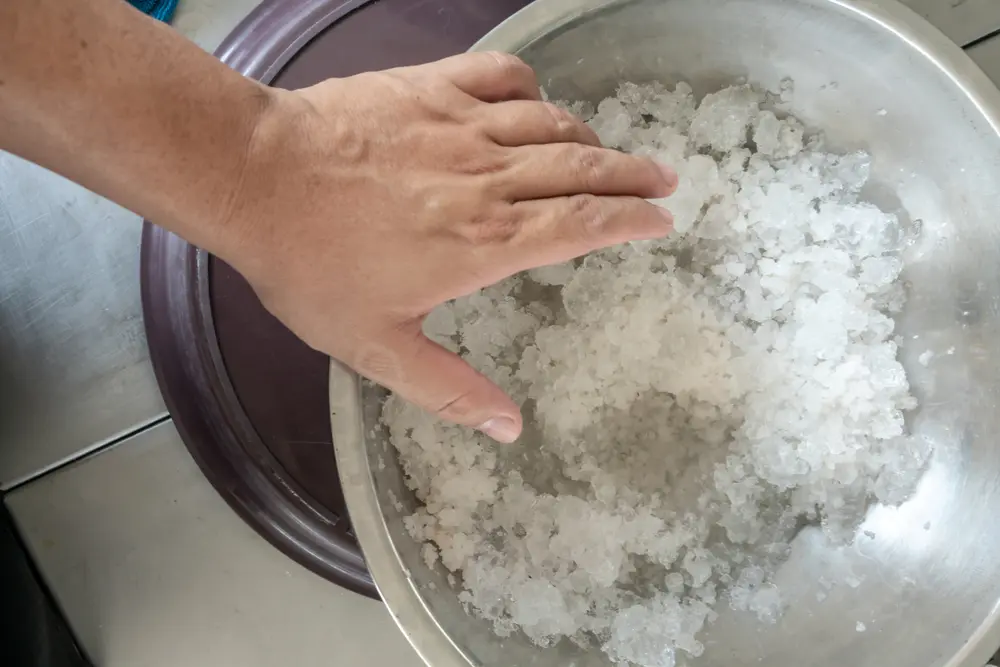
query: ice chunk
[{"left": 384, "top": 80, "right": 924, "bottom": 667}]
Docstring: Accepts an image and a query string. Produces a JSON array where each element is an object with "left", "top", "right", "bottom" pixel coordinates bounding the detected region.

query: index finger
[
  {"left": 502, "top": 195, "right": 674, "bottom": 274},
  {"left": 417, "top": 52, "right": 541, "bottom": 102}
]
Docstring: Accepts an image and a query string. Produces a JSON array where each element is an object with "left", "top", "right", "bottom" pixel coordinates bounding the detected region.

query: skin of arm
[
  {"left": 0, "top": 0, "right": 677, "bottom": 442},
  {"left": 0, "top": 0, "right": 267, "bottom": 255}
]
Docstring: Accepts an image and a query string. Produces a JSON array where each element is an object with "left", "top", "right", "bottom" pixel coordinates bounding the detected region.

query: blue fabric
[{"left": 128, "top": 0, "right": 179, "bottom": 23}]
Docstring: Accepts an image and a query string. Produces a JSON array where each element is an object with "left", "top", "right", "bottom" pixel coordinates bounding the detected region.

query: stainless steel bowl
[{"left": 332, "top": 1, "right": 1000, "bottom": 665}]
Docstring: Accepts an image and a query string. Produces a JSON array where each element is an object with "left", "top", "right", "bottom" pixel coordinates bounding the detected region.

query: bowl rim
[{"left": 332, "top": 1, "right": 1000, "bottom": 665}]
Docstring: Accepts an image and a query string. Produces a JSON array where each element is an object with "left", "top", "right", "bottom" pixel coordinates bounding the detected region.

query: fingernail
[
  {"left": 657, "top": 162, "right": 679, "bottom": 194},
  {"left": 478, "top": 417, "right": 520, "bottom": 443}
]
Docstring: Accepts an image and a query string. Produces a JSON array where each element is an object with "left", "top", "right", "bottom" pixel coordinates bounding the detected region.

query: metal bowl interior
[{"left": 333, "top": 1, "right": 1000, "bottom": 666}]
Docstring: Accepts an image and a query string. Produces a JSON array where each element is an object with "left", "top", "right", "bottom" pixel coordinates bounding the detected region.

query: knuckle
[
  {"left": 567, "top": 192, "right": 603, "bottom": 218},
  {"left": 566, "top": 194, "right": 608, "bottom": 233},
  {"left": 328, "top": 119, "right": 368, "bottom": 162},
  {"left": 351, "top": 340, "right": 406, "bottom": 385},
  {"left": 426, "top": 74, "right": 463, "bottom": 100},
  {"left": 486, "top": 51, "right": 533, "bottom": 79},
  {"left": 569, "top": 146, "right": 607, "bottom": 188},
  {"left": 481, "top": 218, "right": 521, "bottom": 244},
  {"left": 373, "top": 70, "right": 413, "bottom": 95}
]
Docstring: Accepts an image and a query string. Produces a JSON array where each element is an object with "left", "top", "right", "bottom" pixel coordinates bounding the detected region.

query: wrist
[
  {"left": 190, "top": 82, "right": 284, "bottom": 260},
  {"left": 201, "top": 87, "right": 319, "bottom": 274}
]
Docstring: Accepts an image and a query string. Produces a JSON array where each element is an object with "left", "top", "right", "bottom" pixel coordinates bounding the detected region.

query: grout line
[
  {"left": 964, "top": 27, "right": 1000, "bottom": 51},
  {"left": 2, "top": 414, "right": 172, "bottom": 492}
]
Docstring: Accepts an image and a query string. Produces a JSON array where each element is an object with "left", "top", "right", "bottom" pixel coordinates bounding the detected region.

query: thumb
[{"left": 352, "top": 328, "right": 523, "bottom": 443}]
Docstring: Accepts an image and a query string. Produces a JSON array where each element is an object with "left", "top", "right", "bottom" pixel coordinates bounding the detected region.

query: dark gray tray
[{"left": 141, "top": 0, "right": 530, "bottom": 598}]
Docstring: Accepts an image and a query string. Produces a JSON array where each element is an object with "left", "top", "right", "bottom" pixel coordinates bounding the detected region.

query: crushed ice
[{"left": 383, "top": 81, "right": 930, "bottom": 667}]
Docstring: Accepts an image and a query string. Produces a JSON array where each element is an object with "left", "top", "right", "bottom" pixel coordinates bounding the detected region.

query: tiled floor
[{"left": 7, "top": 422, "right": 421, "bottom": 667}]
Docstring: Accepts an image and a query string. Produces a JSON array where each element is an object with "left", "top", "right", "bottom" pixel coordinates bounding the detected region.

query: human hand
[{"left": 215, "top": 52, "right": 677, "bottom": 442}]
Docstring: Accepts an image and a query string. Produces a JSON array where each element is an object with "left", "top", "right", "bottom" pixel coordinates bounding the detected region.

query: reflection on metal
[{"left": 334, "top": 2, "right": 1000, "bottom": 667}]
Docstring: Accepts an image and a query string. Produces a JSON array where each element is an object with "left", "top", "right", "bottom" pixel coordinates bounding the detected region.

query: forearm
[{"left": 0, "top": 0, "right": 271, "bottom": 254}]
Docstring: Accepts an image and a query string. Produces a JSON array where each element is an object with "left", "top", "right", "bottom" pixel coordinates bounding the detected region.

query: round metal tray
[{"left": 140, "top": 0, "right": 530, "bottom": 598}]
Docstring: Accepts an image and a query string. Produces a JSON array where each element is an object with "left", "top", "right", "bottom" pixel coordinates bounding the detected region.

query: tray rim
[{"left": 140, "top": 0, "right": 380, "bottom": 599}]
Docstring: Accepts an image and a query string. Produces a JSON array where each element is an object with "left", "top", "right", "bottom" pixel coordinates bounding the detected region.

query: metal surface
[
  {"left": 899, "top": 0, "right": 1000, "bottom": 47},
  {"left": 0, "top": 160, "right": 160, "bottom": 489},
  {"left": 0, "top": 0, "right": 262, "bottom": 490},
  {"left": 142, "top": 0, "right": 531, "bottom": 596},
  {"left": 333, "top": 1, "right": 1000, "bottom": 667},
  {"left": 4, "top": 421, "right": 424, "bottom": 667}
]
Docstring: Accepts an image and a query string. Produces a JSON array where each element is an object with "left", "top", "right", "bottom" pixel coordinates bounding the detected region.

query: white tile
[
  {"left": 7, "top": 422, "right": 424, "bottom": 667},
  {"left": 967, "top": 35, "right": 1000, "bottom": 86}
]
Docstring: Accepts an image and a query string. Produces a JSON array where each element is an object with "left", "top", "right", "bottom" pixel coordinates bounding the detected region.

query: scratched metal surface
[
  {"left": 0, "top": 159, "right": 162, "bottom": 489},
  {"left": 971, "top": 33, "right": 1000, "bottom": 667}
]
